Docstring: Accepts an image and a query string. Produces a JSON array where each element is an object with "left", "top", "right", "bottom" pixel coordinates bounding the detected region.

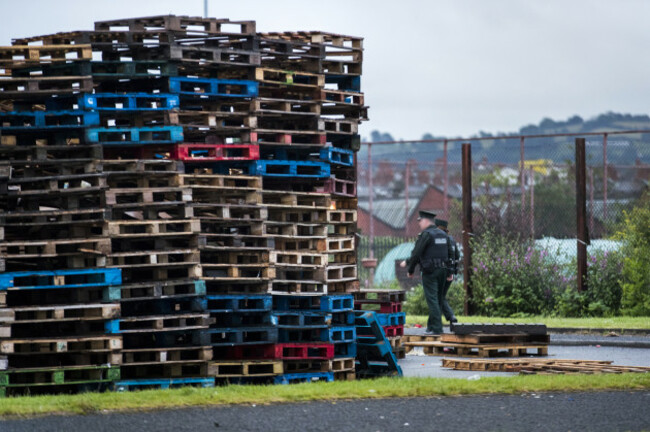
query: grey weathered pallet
[
  {"left": 0, "top": 336, "right": 122, "bottom": 354},
  {"left": 440, "top": 333, "right": 551, "bottom": 344},
  {"left": 122, "top": 346, "right": 213, "bottom": 365},
  {"left": 117, "top": 313, "right": 213, "bottom": 333},
  {"left": 450, "top": 323, "right": 548, "bottom": 336},
  {"left": 10, "top": 303, "right": 120, "bottom": 323},
  {"left": 210, "top": 360, "right": 283, "bottom": 377}
]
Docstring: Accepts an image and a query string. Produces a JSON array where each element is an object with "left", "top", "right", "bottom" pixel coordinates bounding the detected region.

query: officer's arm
[{"left": 407, "top": 233, "right": 430, "bottom": 274}]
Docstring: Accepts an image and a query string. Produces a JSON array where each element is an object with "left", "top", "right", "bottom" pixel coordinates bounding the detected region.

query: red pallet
[
  {"left": 171, "top": 143, "right": 259, "bottom": 162},
  {"left": 354, "top": 301, "right": 402, "bottom": 313},
  {"left": 317, "top": 177, "right": 356, "bottom": 197},
  {"left": 273, "top": 343, "right": 334, "bottom": 360},
  {"left": 214, "top": 342, "right": 335, "bottom": 360},
  {"left": 383, "top": 325, "right": 404, "bottom": 337}
]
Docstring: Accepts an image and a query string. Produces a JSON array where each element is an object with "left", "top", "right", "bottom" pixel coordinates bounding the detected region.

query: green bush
[
  {"left": 403, "top": 284, "right": 429, "bottom": 316},
  {"left": 554, "top": 251, "right": 623, "bottom": 317},
  {"left": 616, "top": 192, "right": 650, "bottom": 316},
  {"left": 470, "top": 230, "right": 563, "bottom": 317}
]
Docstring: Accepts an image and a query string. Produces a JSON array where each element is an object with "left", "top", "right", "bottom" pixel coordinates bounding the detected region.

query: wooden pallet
[
  {"left": 0, "top": 336, "right": 122, "bottom": 354},
  {"left": 283, "top": 358, "right": 354, "bottom": 374},
  {"left": 211, "top": 360, "right": 283, "bottom": 377},
  {"left": 0, "top": 76, "right": 94, "bottom": 97},
  {"left": 270, "top": 281, "right": 327, "bottom": 295},
  {"left": 440, "top": 333, "right": 551, "bottom": 344},
  {"left": 0, "top": 45, "right": 92, "bottom": 64},
  {"left": 441, "top": 358, "right": 650, "bottom": 374},
  {"left": 119, "top": 279, "right": 205, "bottom": 301},
  {"left": 270, "top": 251, "right": 328, "bottom": 266},
  {"left": 11, "top": 303, "right": 120, "bottom": 323},
  {"left": 408, "top": 341, "right": 548, "bottom": 358},
  {"left": 117, "top": 313, "right": 213, "bottom": 333},
  {"left": 122, "top": 346, "right": 213, "bottom": 365}
]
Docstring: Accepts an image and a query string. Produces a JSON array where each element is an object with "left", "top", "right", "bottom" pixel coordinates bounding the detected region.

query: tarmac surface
[{"left": 2, "top": 391, "right": 649, "bottom": 432}]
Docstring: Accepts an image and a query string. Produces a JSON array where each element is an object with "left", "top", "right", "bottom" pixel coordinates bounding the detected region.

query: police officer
[
  {"left": 435, "top": 218, "right": 459, "bottom": 325},
  {"left": 400, "top": 210, "right": 453, "bottom": 335}
]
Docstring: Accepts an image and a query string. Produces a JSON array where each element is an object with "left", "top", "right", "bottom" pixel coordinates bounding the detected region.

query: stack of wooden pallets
[{"left": 0, "top": 14, "right": 365, "bottom": 395}]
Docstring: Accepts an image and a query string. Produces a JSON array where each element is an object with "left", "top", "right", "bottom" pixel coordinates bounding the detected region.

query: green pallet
[{"left": 0, "top": 365, "right": 120, "bottom": 397}]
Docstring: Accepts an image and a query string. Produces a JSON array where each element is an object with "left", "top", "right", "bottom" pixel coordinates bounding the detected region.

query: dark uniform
[
  {"left": 435, "top": 218, "right": 459, "bottom": 323},
  {"left": 407, "top": 211, "right": 453, "bottom": 334}
]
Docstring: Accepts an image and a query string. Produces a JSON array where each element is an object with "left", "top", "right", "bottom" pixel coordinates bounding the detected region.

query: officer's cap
[
  {"left": 434, "top": 218, "right": 448, "bottom": 228},
  {"left": 417, "top": 210, "right": 437, "bottom": 221}
]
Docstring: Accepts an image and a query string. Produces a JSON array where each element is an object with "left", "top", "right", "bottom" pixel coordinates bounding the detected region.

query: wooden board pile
[
  {"left": 441, "top": 358, "right": 650, "bottom": 375},
  {"left": 0, "top": 14, "right": 365, "bottom": 395}
]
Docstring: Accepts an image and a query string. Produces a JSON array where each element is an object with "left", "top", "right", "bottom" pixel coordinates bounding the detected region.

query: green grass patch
[
  {"left": 2, "top": 374, "right": 650, "bottom": 417},
  {"left": 406, "top": 315, "right": 650, "bottom": 329}
]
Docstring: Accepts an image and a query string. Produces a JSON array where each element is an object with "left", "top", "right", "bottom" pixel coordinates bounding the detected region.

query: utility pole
[{"left": 204, "top": 0, "right": 208, "bottom": 18}]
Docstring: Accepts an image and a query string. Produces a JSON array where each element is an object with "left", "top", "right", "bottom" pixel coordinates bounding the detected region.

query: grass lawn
[
  {"left": 1, "top": 373, "right": 649, "bottom": 417},
  {"left": 406, "top": 315, "right": 650, "bottom": 329}
]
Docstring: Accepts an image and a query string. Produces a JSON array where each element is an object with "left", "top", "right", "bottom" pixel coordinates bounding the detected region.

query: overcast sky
[{"left": 2, "top": 0, "right": 649, "bottom": 140}]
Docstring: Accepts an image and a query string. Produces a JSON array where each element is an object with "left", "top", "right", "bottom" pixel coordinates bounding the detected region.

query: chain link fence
[{"left": 357, "top": 131, "right": 650, "bottom": 315}]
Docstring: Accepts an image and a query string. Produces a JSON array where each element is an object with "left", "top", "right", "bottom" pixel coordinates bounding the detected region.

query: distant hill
[{"left": 361, "top": 113, "right": 650, "bottom": 165}]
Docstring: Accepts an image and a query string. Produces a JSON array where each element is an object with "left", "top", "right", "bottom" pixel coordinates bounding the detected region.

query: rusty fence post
[
  {"left": 443, "top": 139, "right": 449, "bottom": 219},
  {"left": 461, "top": 143, "right": 475, "bottom": 315},
  {"left": 576, "top": 138, "right": 589, "bottom": 292}
]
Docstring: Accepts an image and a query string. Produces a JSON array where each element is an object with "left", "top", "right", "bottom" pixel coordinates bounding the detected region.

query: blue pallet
[
  {"left": 272, "top": 294, "right": 354, "bottom": 312},
  {"left": 248, "top": 160, "right": 330, "bottom": 178},
  {"left": 278, "top": 328, "right": 329, "bottom": 343},
  {"left": 332, "top": 310, "right": 355, "bottom": 326},
  {"left": 274, "top": 372, "right": 334, "bottom": 385},
  {"left": 272, "top": 311, "right": 332, "bottom": 328},
  {"left": 354, "top": 311, "right": 403, "bottom": 377},
  {"left": 334, "top": 341, "right": 357, "bottom": 358},
  {"left": 45, "top": 93, "right": 180, "bottom": 111},
  {"left": 206, "top": 327, "right": 278, "bottom": 346},
  {"left": 0, "top": 268, "right": 122, "bottom": 291},
  {"left": 168, "top": 77, "right": 258, "bottom": 98},
  {"left": 0, "top": 111, "right": 100, "bottom": 130},
  {"left": 319, "top": 147, "right": 354, "bottom": 167},
  {"left": 357, "top": 339, "right": 392, "bottom": 357},
  {"left": 325, "top": 75, "right": 361, "bottom": 92},
  {"left": 206, "top": 295, "right": 272, "bottom": 312},
  {"left": 113, "top": 377, "right": 214, "bottom": 392},
  {"left": 85, "top": 126, "right": 184, "bottom": 145},
  {"left": 375, "top": 312, "right": 406, "bottom": 327},
  {"left": 104, "top": 319, "right": 121, "bottom": 334},
  {"left": 322, "top": 295, "right": 354, "bottom": 312},
  {"left": 328, "top": 326, "right": 356, "bottom": 343}
]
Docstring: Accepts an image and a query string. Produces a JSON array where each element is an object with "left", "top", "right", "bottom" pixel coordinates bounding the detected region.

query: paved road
[
  {"left": 2, "top": 391, "right": 649, "bottom": 432},
  {"left": 403, "top": 343, "right": 650, "bottom": 378}
]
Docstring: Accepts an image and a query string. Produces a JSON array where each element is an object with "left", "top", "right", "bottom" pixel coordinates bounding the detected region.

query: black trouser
[
  {"left": 441, "top": 276, "right": 456, "bottom": 322},
  {"left": 421, "top": 267, "right": 446, "bottom": 334}
]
